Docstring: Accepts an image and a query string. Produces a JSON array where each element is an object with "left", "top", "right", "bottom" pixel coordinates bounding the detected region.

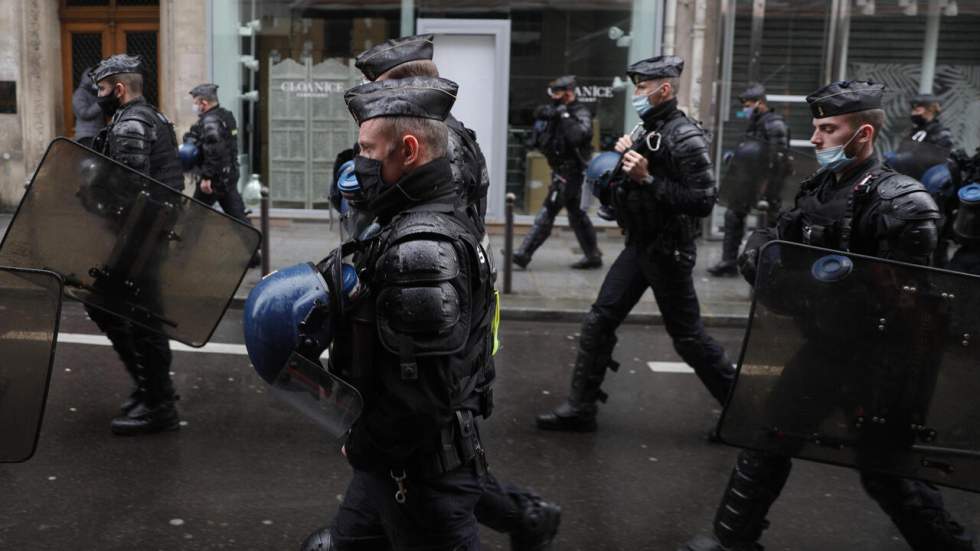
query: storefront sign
[
  {"left": 279, "top": 80, "right": 347, "bottom": 98},
  {"left": 575, "top": 85, "right": 615, "bottom": 104}
]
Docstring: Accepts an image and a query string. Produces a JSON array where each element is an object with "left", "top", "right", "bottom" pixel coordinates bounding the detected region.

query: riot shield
[
  {"left": 0, "top": 138, "right": 261, "bottom": 347},
  {"left": 271, "top": 352, "right": 364, "bottom": 439},
  {"left": 719, "top": 241, "right": 980, "bottom": 492},
  {"left": 887, "top": 138, "right": 952, "bottom": 183},
  {"left": 719, "top": 137, "right": 816, "bottom": 213},
  {"left": 0, "top": 267, "right": 63, "bottom": 463}
]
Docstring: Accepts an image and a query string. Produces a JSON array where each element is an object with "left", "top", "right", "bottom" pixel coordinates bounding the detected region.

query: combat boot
[
  {"left": 111, "top": 361, "right": 180, "bottom": 435},
  {"left": 679, "top": 535, "right": 762, "bottom": 551},
  {"left": 512, "top": 251, "right": 531, "bottom": 269},
  {"left": 570, "top": 256, "right": 602, "bottom": 270},
  {"left": 510, "top": 497, "right": 561, "bottom": 551},
  {"left": 707, "top": 260, "right": 738, "bottom": 277},
  {"left": 536, "top": 312, "right": 616, "bottom": 432},
  {"left": 300, "top": 526, "right": 334, "bottom": 551}
]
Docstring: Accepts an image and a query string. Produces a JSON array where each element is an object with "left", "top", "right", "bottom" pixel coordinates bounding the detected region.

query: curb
[{"left": 229, "top": 296, "right": 748, "bottom": 328}]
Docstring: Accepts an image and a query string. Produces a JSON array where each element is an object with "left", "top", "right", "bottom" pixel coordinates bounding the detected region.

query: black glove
[{"left": 533, "top": 104, "right": 557, "bottom": 120}]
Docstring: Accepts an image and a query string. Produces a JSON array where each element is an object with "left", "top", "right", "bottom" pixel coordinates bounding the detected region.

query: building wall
[
  {"left": 0, "top": 0, "right": 26, "bottom": 209},
  {"left": 161, "top": 0, "right": 209, "bottom": 143}
]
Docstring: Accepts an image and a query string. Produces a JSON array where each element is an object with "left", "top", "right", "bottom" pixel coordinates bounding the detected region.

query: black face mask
[
  {"left": 352, "top": 156, "right": 387, "bottom": 207},
  {"left": 97, "top": 91, "right": 121, "bottom": 117},
  {"left": 911, "top": 114, "right": 928, "bottom": 127}
]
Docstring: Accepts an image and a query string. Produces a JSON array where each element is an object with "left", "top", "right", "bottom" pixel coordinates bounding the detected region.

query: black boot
[
  {"left": 513, "top": 207, "right": 557, "bottom": 270},
  {"left": 249, "top": 249, "right": 262, "bottom": 269},
  {"left": 111, "top": 360, "right": 180, "bottom": 436},
  {"left": 679, "top": 535, "right": 762, "bottom": 551},
  {"left": 299, "top": 526, "right": 334, "bottom": 551},
  {"left": 709, "top": 210, "right": 746, "bottom": 277},
  {"left": 510, "top": 497, "right": 561, "bottom": 551},
  {"left": 512, "top": 251, "right": 531, "bottom": 269},
  {"left": 536, "top": 312, "right": 617, "bottom": 432},
  {"left": 568, "top": 208, "right": 602, "bottom": 270},
  {"left": 570, "top": 256, "right": 602, "bottom": 270}
]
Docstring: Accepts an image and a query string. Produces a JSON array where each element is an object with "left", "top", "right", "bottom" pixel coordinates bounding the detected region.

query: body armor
[
  {"left": 907, "top": 118, "right": 954, "bottom": 149},
  {"left": 528, "top": 100, "right": 593, "bottom": 174},
  {"left": 446, "top": 114, "right": 490, "bottom": 229},
  {"left": 185, "top": 105, "right": 240, "bottom": 190},
  {"left": 93, "top": 97, "right": 182, "bottom": 191},
  {"left": 611, "top": 99, "right": 716, "bottom": 252}
]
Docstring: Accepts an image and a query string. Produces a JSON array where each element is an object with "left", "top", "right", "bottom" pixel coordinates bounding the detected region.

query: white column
[
  {"left": 623, "top": 0, "right": 664, "bottom": 133},
  {"left": 919, "top": 0, "right": 942, "bottom": 94}
]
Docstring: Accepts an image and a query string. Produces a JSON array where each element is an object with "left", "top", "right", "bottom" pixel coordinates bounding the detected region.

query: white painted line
[
  {"left": 647, "top": 361, "right": 694, "bottom": 374},
  {"left": 57, "top": 332, "right": 329, "bottom": 359}
]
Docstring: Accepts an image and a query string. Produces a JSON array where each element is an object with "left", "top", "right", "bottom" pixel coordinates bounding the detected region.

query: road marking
[
  {"left": 647, "top": 361, "right": 694, "bottom": 374},
  {"left": 57, "top": 332, "right": 329, "bottom": 360}
]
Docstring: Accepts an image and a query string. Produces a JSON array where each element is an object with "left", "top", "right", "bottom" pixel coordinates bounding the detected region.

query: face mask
[
  {"left": 352, "top": 155, "right": 387, "bottom": 206},
  {"left": 632, "top": 93, "right": 652, "bottom": 117},
  {"left": 96, "top": 89, "right": 121, "bottom": 117},
  {"left": 911, "top": 114, "right": 927, "bottom": 127},
  {"left": 192, "top": 103, "right": 201, "bottom": 114},
  {"left": 736, "top": 106, "right": 754, "bottom": 119},
  {"left": 815, "top": 126, "right": 867, "bottom": 172}
]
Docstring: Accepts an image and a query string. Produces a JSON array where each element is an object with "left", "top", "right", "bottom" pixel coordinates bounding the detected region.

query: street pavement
[{"left": 3, "top": 302, "right": 979, "bottom": 550}]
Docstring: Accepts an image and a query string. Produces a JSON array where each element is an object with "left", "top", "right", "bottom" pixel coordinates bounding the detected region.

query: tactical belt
[{"left": 409, "top": 409, "right": 488, "bottom": 479}]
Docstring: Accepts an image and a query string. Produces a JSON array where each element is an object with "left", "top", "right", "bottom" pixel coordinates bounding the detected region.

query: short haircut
[
  {"left": 193, "top": 91, "right": 219, "bottom": 103},
  {"left": 653, "top": 77, "right": 680, "bottom": 97},
  {"left": 379, "top": 60, "right": 440, "bottom": 80},
  {"left": 108, "top": 73, "right": 143, "bottom": 95},
  {"left": 381, "top": 116, "right": 448, "bottom": 160},
  {"left": 843, "top": 108, "right": 885, "bottom": 142}
]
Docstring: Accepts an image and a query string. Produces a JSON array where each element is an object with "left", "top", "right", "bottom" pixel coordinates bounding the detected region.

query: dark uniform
[
  {"left": 905, "top": 94, "right": 955, "bottom": 267},
  {"left": 294, "top": 36, "right": 560, "bottom": 551},
  {"left": 88, "top": 54, "right": 181, "bottom": 435},
  {"left": 709, "top": 84, "right": 790, "bottom": 276},
  {"left": 184, "top": 84, "right": 250, "bottom": 223},
  {"left": 536, "top": 56, "right": 735, "bottom": 432},
  {"left": 514, "top": 75, "right": 602, "bottom": 269},
  {"left": 684, "top": 81, "right": 974, "bottom": 551}
]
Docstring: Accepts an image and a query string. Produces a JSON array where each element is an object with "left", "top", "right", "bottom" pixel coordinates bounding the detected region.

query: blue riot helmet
[
  {"left": 586, "top": 151, "right": 622, "bottom": 222},
  {"left": 178, "top": 139, "right": 201, "bottom": 171},
  {"left": 243, "top": 261, "right": 363, "bottom": 437},
  {"left": 954, "top": 184, "right": 980, "bottom": 243},
  {"left": 921, "top": 163, "right": 953, "bottom": 197}
]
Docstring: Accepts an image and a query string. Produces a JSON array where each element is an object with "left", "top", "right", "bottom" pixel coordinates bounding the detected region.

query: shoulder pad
[
  {"left": 763, "top": 114, "right": 788, "bottom": 132},
  {"left": 375, "top": 235, "right": 470, "bottom": 357},
  {"left": 876, "top": 173, "right": 941, "bottom": 221},
  {"left": 112, "top": 117, "right": 152, "bottom": 140},
  {"left": 201, "top": 116, "right": 225, "bottom": 141},
  {"left": 667, "top": 119, "right": 709, "bottom": 155}
]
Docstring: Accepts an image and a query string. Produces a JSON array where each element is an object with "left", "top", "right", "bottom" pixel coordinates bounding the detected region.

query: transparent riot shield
[
  {"left": 271, "top": 352, "right": 364, "bottom": 438},
  {"left": 0, "top": 267, "right": 63, "bottom": 463},
  {"left": 0, "top": 138, "right": 261, "bottom": 347},
  {"left": 719, "top": 241, "right": 980, "bottom": 492},
  {"left": 887, "top": 138, "right": 952, "bottom": 183},
  {"left": 719, "top": 137, "right": 817, "bottom": 214}
]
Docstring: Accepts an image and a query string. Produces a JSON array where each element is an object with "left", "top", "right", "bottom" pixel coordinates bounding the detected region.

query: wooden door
[{"left": 60, "top": 1, "right": 160, "bottom": 137}]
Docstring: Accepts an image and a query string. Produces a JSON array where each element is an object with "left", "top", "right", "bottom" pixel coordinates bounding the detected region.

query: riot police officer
[
  {"left": 301, "top": 34, "right": 561, "bottom": 551},
  {"left": 536, "top": 56, "right": 735, "bottom": 432},
  {"left": 907, "top": 93, "right": 953, "bottom": 149},
  {"left": 683, "top": 80, "right": 974, "bottom": 551},
  {"left": 708, "top": 83, "right": 790, "bottom": 277},
  {"left": 513, "top": 75, "right": 602, "bottom": 270},
  {"left": 89, "top": 54, "right": 181, "bottom": 435},
  {"left": 316, "top": 76, "right": 494, "bottom": 550}
]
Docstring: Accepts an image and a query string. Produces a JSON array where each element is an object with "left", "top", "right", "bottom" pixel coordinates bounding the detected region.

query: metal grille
[
  {"left": 126, "top": 31, "right": 158, "bottom": 107},
  {"left": 71, "top": 33, "right": 103, "bottom": 91}
]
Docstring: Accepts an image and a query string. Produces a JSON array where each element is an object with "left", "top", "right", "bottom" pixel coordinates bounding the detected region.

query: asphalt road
[{"left": 1, "top": 303, "right": 978, "bottom": 550}]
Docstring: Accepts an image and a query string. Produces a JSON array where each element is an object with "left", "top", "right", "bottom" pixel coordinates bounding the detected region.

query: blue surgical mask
[
  {"left": 632, "top": 94, "right": 652, "bottom": 117},
  {"left": 815, "top": 126, "right": 867, "bottom": 172},
  {"left": 736, "top": 106, "right": 754, "bottom": 119}
]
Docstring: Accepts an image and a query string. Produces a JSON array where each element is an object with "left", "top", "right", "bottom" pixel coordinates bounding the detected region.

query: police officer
[
  {"left": 301, "top": 35, "right": 561, "bottom": 551},
  {"left": 89, "top": 54, "right": 181, "bottom": 435},
  {"left": 536, "top": 56, "right": 735, "bottom": 432},
  {"left": 314, "top": 75, "right": 493, "bottom": 550},
  {"left": 513, "top": 75, "right": 602, "bottom": 269},
  {"left": 708, "top": 83, "right": 790, "bottom": 277},
  {"left": 907, "top": 93, "right": 953, "bottom": 149},
  {"left": 950, "top": 182, "right": 980, "bottom": 276},
  {"left": 683, "top": 81, "right": 974, "bottom": 551},
  {"left": 354, "top": 34, "right": 490, "bottom": 236}
]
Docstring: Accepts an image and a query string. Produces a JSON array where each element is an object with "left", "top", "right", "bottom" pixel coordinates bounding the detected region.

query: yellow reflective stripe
[{"left": 491, "top": 289, "right": 501, "bottom": 356}]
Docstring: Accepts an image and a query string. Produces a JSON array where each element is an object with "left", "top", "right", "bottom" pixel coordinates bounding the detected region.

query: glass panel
[
  {"left": 0, "top": 267, "right": 62, "bottom": 463},
  {"left": 720, "top": 241, "right": 980, "bottom": 492},
  {"left": 0, "top": 139, "right": 261, "bottom": 347},
  {"left": 125, "top": 31, "right": 159, "bottom": 108}
]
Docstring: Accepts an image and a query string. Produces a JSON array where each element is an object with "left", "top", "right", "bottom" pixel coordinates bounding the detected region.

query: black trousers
[
  {"left": 330, "top": 466, "right": 485, "bottom": 551},
  {"left": 84, "top": 305, "right": 174, "bottom": 403},
  {"left": 474, "top": 474, "right": 538, "bottom": 534},
  {"left": 588, "top": 242, "right": 732, "bottom": 403},
  {"left": 518, "top": 169, "right": 599, "bottom": 260},
  {"left": 193, "top": 176, "right": 250, "bottom": 225}
]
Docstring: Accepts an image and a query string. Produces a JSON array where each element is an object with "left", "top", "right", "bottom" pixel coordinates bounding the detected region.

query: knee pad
[{"left": 579, "top": 311, "right": 617, "bottom": 354}]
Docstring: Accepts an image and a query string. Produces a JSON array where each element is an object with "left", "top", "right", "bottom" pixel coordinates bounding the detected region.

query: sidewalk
[{"left": 0, "top": 213, "right": 753, "bottom": 326}]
